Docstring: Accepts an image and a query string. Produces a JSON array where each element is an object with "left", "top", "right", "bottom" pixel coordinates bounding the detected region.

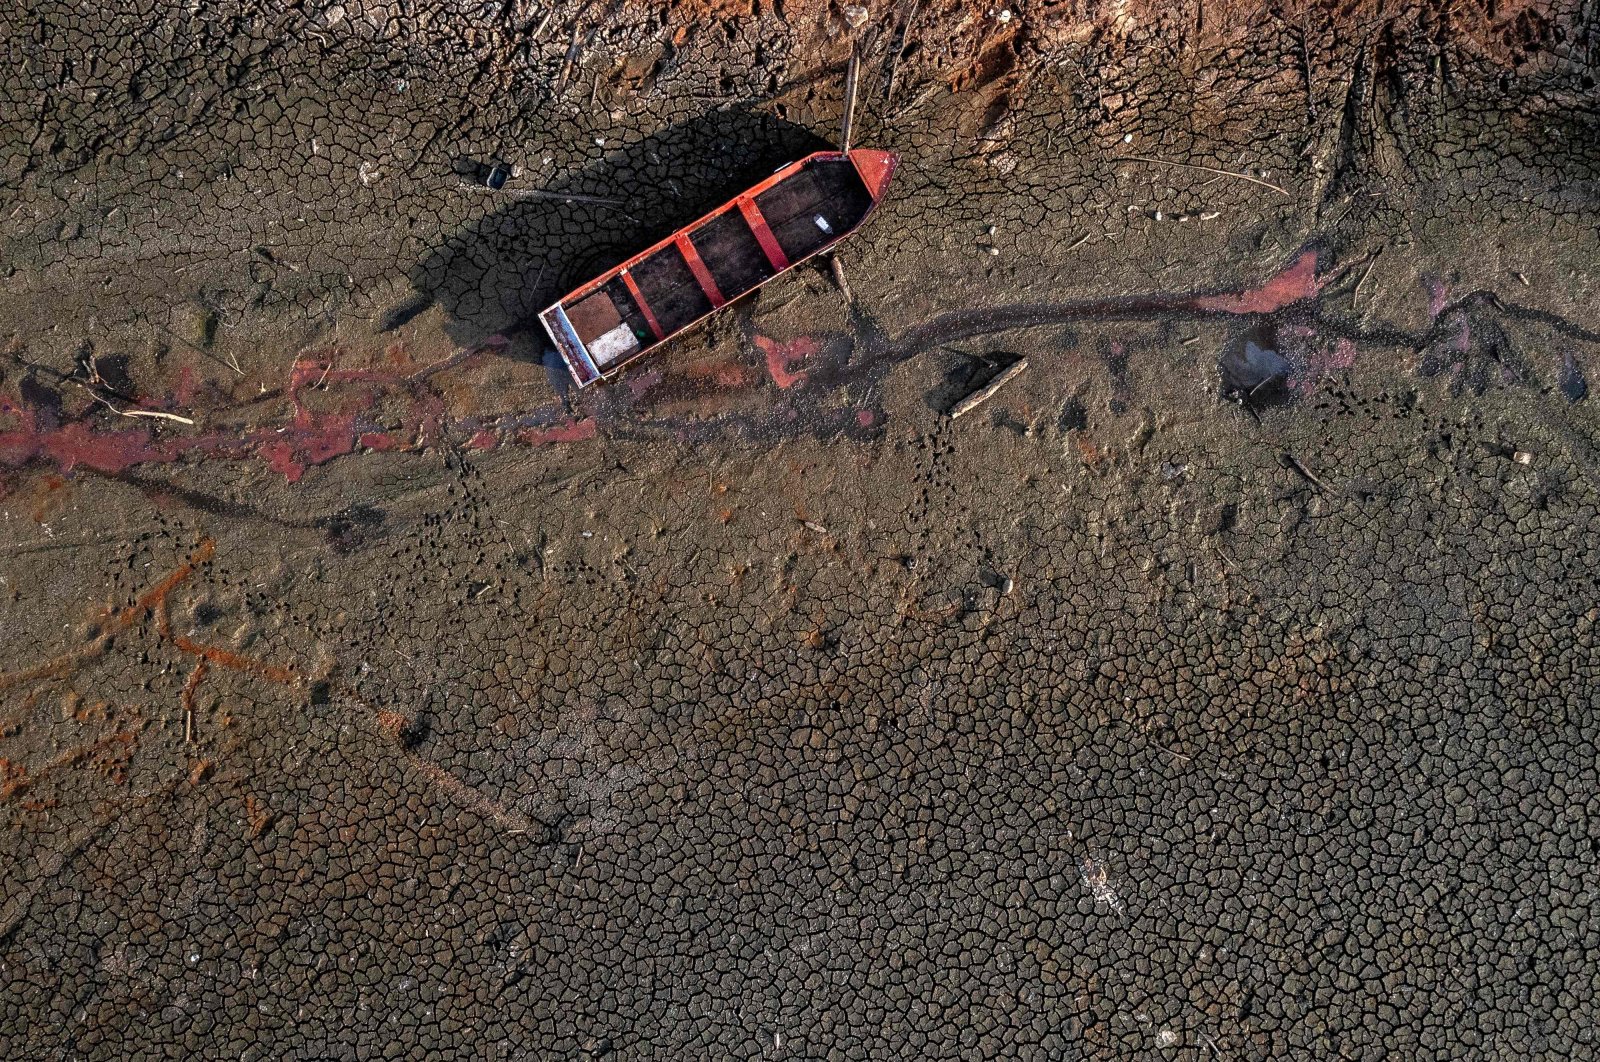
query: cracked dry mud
[{"left": 2, "top": 1, "right": 1599, "bottom": 1058}]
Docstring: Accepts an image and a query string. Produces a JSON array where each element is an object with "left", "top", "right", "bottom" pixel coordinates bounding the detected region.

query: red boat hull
[{"left": 540, "top": 149, "right": 898, "bottom": 388}]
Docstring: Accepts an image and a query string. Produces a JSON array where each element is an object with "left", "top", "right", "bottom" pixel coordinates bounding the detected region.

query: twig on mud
[
  {"left": 1065, "top": 232, "right": 1092, "bottom": 252},
  {"left": 951, "top": 358, "right": 1028, "bottom": 418},
  {"left": 96, "top": 404, "right": 196, "bottom": 426},
  {"left": 500, "top": 187, "right": 627, "bottom": 208},
  {"left": 66, "top": 375, "right": 197, "bottom": 426},
  {"left": 151, "top": 318, "right": 244, "bottom": 376},
  {"left": 554, "top": 20, "right": 583, "bottom": 95},
  {"left": 553, "top": 0, "right": 606, "bottom": 98},
  {"left": 403, "top": 337, "right": 507, "bottom": 386},
  {"left": 830, "top": 256, "right": 855, "bottom": 305},
  {"left": 1352, "top": 249, "right": 1380, "bottom": 310},
  {"left": 1111, "top": 154, "right": 1292, "bottom": 198},
  {"left": 883, "top": 0, "right": 920, "bottom": 106},
  {"left": 1279, "top": 452, "right": 1327, "bottom": 491},
  {"left": 840, "top": 50, "right": 861, "bottom": 152}
]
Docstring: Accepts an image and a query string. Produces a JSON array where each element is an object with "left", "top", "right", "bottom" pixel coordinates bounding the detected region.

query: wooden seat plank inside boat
[
  {"left": 754, "top": 158, "right": 874, "bottom": 264},
  {"left": 631, "top": 244, "right": 713, "bottom": 335},
  {"left": 690, "top": 209, "right": 777, "bottom": 302}
]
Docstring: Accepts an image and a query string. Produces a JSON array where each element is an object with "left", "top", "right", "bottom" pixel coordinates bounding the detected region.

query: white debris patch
[{"left": 1078, "top": 854, "right": 1124, "bottom": 914}]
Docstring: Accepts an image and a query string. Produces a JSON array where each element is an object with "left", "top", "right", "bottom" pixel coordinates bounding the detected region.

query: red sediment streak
[
  {"left": 137, "top": 547, "right": 300, "bottom": 686},
  {"left": 1, "top": 421, "right": 177, "bottom": 475},
  {"left": 0, "top": 538, "right": 216, "bottom": 691},
  {"left": 160, "top": 606, "right": 299, "bottom": 686},
  {"left": 0, "top": 536, "right": 296, "bottom": 695},
  {"left": 1291, "top": 337, "right": 1359, "bottom": 395},
  {"left": 753, "top": 334, "right": 817, "bottom": 389},
  {"left": 102, "top": 537, "right": 216, "bottom": 640},
  {"left": 181, "top": 660, "right": 209, "bottom": 715},
  {"left": 626, "top": 368, "right": 665, "bottom": 397},
  {"left": 260, "top": 411, "right": 360, "bottom": 484},
  {"left": 0, "top": 340, "right": 514, "bottom": 483},
  {"left": 171, "top": 638, "right": 296, "bottom": 685},
  {"left": 1426, "top": 277, "right": 1451, "bottom": 320},
  {"left": 1194, "top": 251, "right": 1321, "bottom": 314},
  {"left": 403, "top": 756, "right": 537, "bottom": 834},
  {"left": 517, "top": 419, "right": 597, "bottom": 446},
  {"left": 0, "top": 530, "right": 536, "bottom": 835},
  {"left": 172, "top": 366, "right": 198, "bottom": 407}
]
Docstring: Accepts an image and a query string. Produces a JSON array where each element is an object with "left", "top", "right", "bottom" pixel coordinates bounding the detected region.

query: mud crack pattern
[{"left": 3, "top": 1, "right": 1600, "bottom": 1059}]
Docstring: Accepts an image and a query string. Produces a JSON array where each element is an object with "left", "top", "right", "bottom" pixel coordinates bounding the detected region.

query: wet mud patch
[{"left": 7, "top": 240, "right": 1600, "bottom": 500}]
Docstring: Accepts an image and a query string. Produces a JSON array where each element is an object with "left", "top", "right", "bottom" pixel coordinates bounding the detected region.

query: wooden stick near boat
[
  {"left": 841, "top": 50, "right": 861, "bottom": 153},
  {"left": 950, "top": 358, "right": 1029, "bottom": 419}
]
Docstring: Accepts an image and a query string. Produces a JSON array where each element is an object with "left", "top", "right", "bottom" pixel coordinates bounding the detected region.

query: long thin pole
[{"left": 840, "top": 50, "right": 860, "bottom": 152}]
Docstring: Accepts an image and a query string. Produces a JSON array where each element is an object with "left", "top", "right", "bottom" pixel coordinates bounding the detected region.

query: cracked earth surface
[{"left": 2, "top": 1, "right": 1599, "bottom": 1057}]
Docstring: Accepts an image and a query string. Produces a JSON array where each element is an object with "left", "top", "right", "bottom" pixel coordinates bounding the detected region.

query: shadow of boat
[{"left": 392, "top": 105, "right": 831, "bottom": 356}]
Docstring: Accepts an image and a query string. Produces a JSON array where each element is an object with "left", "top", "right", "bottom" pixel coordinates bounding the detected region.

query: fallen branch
[
  {"left": 883, "top": 0, "right": 920, "bottom": 106},
  {"left": 99, "top": 405, "right": 197, "bottom": 426},
  {"left": 67, "top": 375, "right": 197, "bottom": 426},
  {"left": 951, "top": 358, "right": 1028, "bottom": 418},
  {"left": 830, "top": 256, "right": 854, "bottom": 305},
  {"left": 1111, "top": 154, "right": 1292, "bottom": 198},
  {"left": 152, "top": 318, "right": 243, "bottom": 376},
  {"left": 501, "top": 187, "right": 627, "bottom": 207},
  {"left": 840, "top": 49, "right": 861, "bottom": 152},
  {"left": 1279, "top": 451, "right": 1327, "bottom": 491}
]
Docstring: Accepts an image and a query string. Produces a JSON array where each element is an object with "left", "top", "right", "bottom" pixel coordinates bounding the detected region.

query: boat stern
[{"left": 539, "top": 303, "right": 603, "bottom": 387}]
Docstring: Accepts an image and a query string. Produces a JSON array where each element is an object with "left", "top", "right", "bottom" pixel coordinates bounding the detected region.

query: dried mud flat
[{"left": 2, "top": 1, "right": 1600, "bottom": 1058}]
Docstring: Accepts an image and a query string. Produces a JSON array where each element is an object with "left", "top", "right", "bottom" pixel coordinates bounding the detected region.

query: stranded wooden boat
[{"left": 539, "top": 149, "right": 897, "bottom": 387}]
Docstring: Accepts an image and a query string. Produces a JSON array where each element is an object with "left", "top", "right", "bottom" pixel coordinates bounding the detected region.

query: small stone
[
  {"left": 842, "top": 4, "right": 869, "bottom": 28},
  {"left": 1513, "top": 450, "right": 1534, "bottom": 465}
]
